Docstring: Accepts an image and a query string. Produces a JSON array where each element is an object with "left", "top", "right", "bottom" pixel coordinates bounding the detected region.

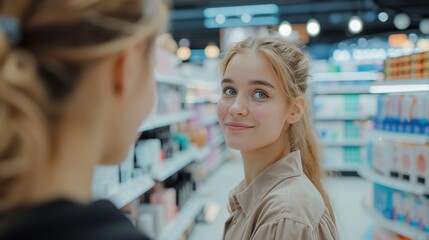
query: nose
[{"left": 228, "top": 95, "right": 249, "bottom": 116}]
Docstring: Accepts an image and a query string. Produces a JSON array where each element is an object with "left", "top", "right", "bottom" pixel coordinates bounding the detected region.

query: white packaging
[
  {"left": 372, "top": 141, "right": 388, "bottom": 176},
  {"left": 389, "top": 143, "right": 401, "bottom": 179},
  {"left": 415, "top": 145, "right": 429, "bottom": 186}
]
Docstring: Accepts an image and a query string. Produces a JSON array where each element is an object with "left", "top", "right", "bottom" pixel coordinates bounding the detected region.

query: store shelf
[
  {"left": 369, "top": 79, "right": 429, "bottom": 94},
  {"left": 371, "top": 129, "right": 429, "bottom": 144},
  {"left": 324, "top": 163, "right": 360, "bottom": 172},
  {"left": 312, "top": 72, "right": 383, "bottom": 82},
  {"left": 139, "top": 111, "right": 194, "bottom": 132},
  {"left": 322, "top": 139, "right": 365, "bottom": 147},
  {"left": 186, "top": 95, "right": 220, "bottom": 104},
  {"left": 108, "top": 175, "right": 154, "bottom": 208},
  {"left": 362, "top": 196, "right": 429, "bottom": 240},
  {"left": 155, "top": 73, "right": 218, "bottom": 90},
  {"left": 201, "top": 114, "right": 219, "bottom": 126},
  {"left": 157, "top": 197, "right": 207, "bottom": 240},
  {"left": 315, "top": 114, "right": 372, "bottom": 121},
  {"left": 313, "top": 85, "right": 371, "bottom": 94},
  {"left": 358, "top": 165, "right": 428, "bottom": 195},
  {"left": 151, "top": 147, "right": 197, "bottom": 182}
]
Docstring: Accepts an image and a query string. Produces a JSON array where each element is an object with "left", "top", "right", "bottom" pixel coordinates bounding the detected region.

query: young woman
[
  {"left": 0, "top": 0, "right": 166, "bottom": 239},
  {"left": 217, "top": 36, "right": 338, "bottom": 239}
]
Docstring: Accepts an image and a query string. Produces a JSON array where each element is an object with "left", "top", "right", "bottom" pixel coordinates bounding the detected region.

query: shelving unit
[
  {"left": 324, "top": 163, "right": 360, "bottom": 172},
  {"left": 314, "top": 114, "right": 373, "bottom": 121},
  {"left": 313, "top": 84, "right": 371, "bottom": 95},
  {"left": 155, "top": 73, "right": 218, "bottom": 90},
  {"left": 369, "top": 79, "right": 429, "bottom": 94},
  {"left": 362, "top": 196, "right": 429, "bottom": 240},
  {"left": 151, "top": 146, "right": 198, "bottom": 182},
  {"left": 139, "top": 111, "right": 194, "bottom": 132},
  {"left": 157, "top": 197, "right": 208, "bottom": 240},
  {"left": 201, "top": 114, "right": 219, "bottom": 127},
  {"left": 322, "top": 139, "right": 365, "bottom": 147},
  {"left": 358, "top": 166, "right": 428, "bottom": 195},
  {"left": 371, "top": 129, "right": 429, "bottom": 145},
  {"left": 108, "top": 175, "right": 155, "bottom": 208}
]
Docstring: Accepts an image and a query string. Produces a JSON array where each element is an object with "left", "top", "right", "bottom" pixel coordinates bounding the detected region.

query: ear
[
  {"left": 111, "top": 39, "right": 147, "bottom": 96},
  {"left": 287, "top": 96, "right": 305, "bottom": 124},
  {"left": 112, "top": 50, "right": 128, "bottom": 96}
]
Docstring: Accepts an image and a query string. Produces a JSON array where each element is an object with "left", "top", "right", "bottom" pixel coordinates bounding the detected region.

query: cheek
[{"left": 217, "top": 99, "right": 229, "bottom": 122}]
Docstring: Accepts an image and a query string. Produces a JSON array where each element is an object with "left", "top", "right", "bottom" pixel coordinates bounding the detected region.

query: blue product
[{"left": 374, "top": 183, "right": 395, "bottom": 220}]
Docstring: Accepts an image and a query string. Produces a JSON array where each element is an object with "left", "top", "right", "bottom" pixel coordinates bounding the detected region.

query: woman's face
[{"left": 217, "top": 50, "right": 293, "bottom": 152}]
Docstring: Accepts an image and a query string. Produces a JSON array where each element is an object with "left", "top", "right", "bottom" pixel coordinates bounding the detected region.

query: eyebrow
[{"left": 221, "top": 78, "right": 275, "bottom": 89}]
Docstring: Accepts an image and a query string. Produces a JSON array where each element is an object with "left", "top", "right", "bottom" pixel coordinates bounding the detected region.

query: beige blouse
[{"left": 223, "top": 151, "right": 338, "bottom": 240}]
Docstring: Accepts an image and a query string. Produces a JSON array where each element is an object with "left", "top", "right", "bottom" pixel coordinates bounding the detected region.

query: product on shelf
[
  {"left": 384, "top": 52, "right": 429, "bottom": 80},
  {"left": 375, "top": 94, "right": 429, "bottom": 134},
  {"left": 374, "top": 183, "right": 429, "bottom": 232},
  {"left": 369, "top": 140, "right": 429, "bottom": 187}
]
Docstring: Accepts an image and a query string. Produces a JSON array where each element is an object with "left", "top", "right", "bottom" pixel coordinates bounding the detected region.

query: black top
[{"left": 0, "top": 199, "right": 150, "bottom": 240}]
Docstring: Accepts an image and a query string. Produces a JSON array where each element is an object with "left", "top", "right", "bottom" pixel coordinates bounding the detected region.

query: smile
[{"left": 225, "top": 122, "right": 254, "bottom": 132}]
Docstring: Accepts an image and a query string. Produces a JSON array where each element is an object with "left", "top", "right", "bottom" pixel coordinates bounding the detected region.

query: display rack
[
  {"left": 157, "top": 197, "right": 208, "bottom": 240},
  {"left": 108, "top": 175, "right": 155, "bottom": 208},
  {"left": 362, "top": 196, "right": 429, "bottom": 240},
  {"left": 139, "top": 111, "right": 194, "bottom": 132},
  {"left": 358, "top": 166, "right": 428, "bottom": 195},
  {"left": 371, "top": 129, "right": 429, "bottom": 145},
  {"left": 311, "top": 71, "right": 379, "bottom": 173},
  {"left": 151, "top": 147, "right": 198, "bottom": 182},
  {"left": 360, "top": 74, "right": 429, "bottom": 239}
]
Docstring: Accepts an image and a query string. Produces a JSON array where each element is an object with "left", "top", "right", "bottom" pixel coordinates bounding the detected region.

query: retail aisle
[{"left": 190, "top": 154, "right": 373, "bottom": 240}]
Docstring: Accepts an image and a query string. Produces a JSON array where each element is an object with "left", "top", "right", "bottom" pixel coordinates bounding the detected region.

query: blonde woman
[
  {"left": 0, "top": 0, "right": 166, "bottom": 239},
  {"left": 218, "top": 37, "right": 338, "bottom": 239}
]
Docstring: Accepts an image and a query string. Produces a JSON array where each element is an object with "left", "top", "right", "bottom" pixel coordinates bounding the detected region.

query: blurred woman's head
[{"left": 0, "top": 0, "right": 167, "bottom": 209}]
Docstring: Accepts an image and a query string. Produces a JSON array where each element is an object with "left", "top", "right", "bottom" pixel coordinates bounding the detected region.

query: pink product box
[
  {"left": 415, "top": 145, "right": 429, "bottom": 186},
  {"left": 150, "top": 188, "right": 177, "bottom": 224}
]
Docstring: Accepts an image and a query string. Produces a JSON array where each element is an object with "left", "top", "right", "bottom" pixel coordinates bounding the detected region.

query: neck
[
  {"left": 21, "top": 116, "right": 105, "bottom": 207},
  {"left": 241, "top": 135, "right": 291, "bottom": 186}
]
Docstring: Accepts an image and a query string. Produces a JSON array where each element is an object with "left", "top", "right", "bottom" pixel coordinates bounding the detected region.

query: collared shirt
[{"left": 223, "top": 150, "right": 338, "bottom": 240}]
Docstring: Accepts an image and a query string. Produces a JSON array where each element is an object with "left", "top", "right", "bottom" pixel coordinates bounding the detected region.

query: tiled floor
[{"left": 190, "top": 154, "right": 374, "bottom": 240}]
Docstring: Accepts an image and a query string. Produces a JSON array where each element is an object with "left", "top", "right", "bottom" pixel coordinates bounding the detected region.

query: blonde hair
[
  {"left": 220, "top": 36, "right": 336, "bottom": 224},
  {"left": 0, "top": 0, "right": 167, "bottom": 209}
]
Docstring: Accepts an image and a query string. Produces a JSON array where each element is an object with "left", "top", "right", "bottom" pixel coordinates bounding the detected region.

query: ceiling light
[
  {"left": 176, "top": 47, "right": 191, "bottom": 61},
  {"left": 241, "top": 13, "right": 252, "bottom": 23},
  {"left": 279, "top": 21, "right": 292, "bottom": 36},
  {"left": 394, "top": 13, "right": 411, "bottom": 30},
  {"left": 306, "top": 19, "right": 320, "bottom": 37},
  {"left": 215, "top": 14, "right": 225, "bottom": 24},
  {"left": 348, "top": 16, "right": 363, "bottom": 34},
  {"left": 378, "top": 12, "right": 388, "bottom": 22},
  {"left": 417, "top": 39, "right": 429, "bottom": 51},
  {"left": 369, "top": 84, "right": 429, "bottom": 94},
  {"left": 420, "top": 19, "right": 429, "bottom": 34},
  {"left": 204, "top": 43, "right": 220, "bottom": 58}
]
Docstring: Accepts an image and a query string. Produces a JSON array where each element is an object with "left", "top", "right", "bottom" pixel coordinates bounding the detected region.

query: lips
[{"left": 225, "top": 122, "right": 254, "bottom": 131}]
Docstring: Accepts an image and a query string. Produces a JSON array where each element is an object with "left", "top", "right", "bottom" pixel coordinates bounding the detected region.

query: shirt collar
[{"left": 228, "top": 150, "right": 303, "bottom": 216}]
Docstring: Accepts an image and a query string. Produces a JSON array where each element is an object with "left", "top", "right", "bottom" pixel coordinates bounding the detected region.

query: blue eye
[
  {"left": 253, "top": 91, "right": 268, "bottom": 99},
  {"left": 224, "top": 88, "right": 236, "bottom": 96}
]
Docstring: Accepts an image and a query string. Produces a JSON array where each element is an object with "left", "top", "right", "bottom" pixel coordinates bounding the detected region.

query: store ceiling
[{"left": 168, "top": 0, "right": 429, "bottom": 49}]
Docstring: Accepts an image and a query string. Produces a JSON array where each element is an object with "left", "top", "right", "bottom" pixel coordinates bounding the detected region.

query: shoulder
[
  {"left": 256, "top": 175, "right": 327, "bottom": 229},
  {"left": 0, "top": 200, "right": 148, "bottom": 240}
]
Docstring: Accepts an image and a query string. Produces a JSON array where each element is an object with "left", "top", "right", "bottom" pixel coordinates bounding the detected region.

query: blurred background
[{"left": 92, "top": 1, "right": 429, "bottom": 239}]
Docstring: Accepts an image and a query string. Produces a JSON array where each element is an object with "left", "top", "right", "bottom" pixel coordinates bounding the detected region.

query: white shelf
[
  {"left": 315, "top": 114, "right": 372, "bottom": 121},
  {"left": 157, "top": 197, "right": 207, "bottom": 240},
  {"left": 139, "top": 111, "right": 194, "bottom": 132},
  {"left": 313, "top": 85, "right": 371, "bottom": 94},
  {"left": 312, "top": 72, "right": 383, "bottom": 82},
  {"left": 358, "top": 165, "right": 428, "bottom": 195},
  {"left": 151, "top": 147, "right": 197, "bottom": 182},
  {"left": 155, "top": 73, "right": 218, "bottom": 90},
  {"left": 322, "top": 139, "right": 365, "bottom": 147},
  {"left": 369, "top": 79, "right": 429, "bottom": 94},
  {"left": 362, "top": 196, "right": 429, "bottom": 240},
  {"left": 201, "top": 115, "right": 219, "bottom": 126},
  {"left": 108, "top": 175, "right": 154, "bottom": 208},
  {"left": 324, "top": 163, "right": 360, "bottom": 172},
  {"left": 371, "top": 129, "right": 429, "bottom": 144}
]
